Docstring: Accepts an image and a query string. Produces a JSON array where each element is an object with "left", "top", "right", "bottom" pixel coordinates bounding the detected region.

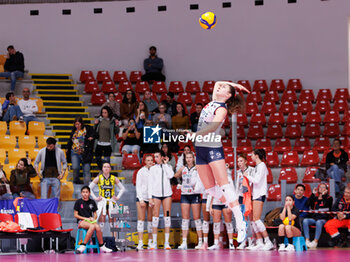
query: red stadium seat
[
  {"left": 177, "top": 92, "right": 193, "bottom": 105},
  {"left": 172, "top": 185, "right": 182, "bottom": 202},
  {"left": 267, "top": 184, "right": 281, "bottom": 201},
  {"left": 270, "top": 79, "right": 285, "bottom": 93},
  {"left": 287, "top": 79, "right": 302, "bottom": 92},
  {"left": 286, "top": 111, "right": 303, "bottom": 125},
  {"left": 122, "top": 154, "right": 142, "bottom": 169},
  {"left": 266, "top": 151, "right": 280, "bottom": 167},
  {"left": 268, "top": 112, "right": 285, "bottom": 126},
  {"left": 281, "top": 90, "right": 298, "bottom": 103},
  {"left": 334, "top": 88, "right": 349, "bottom": 101},
  {"left": 222, "top": 138, "right": 232, "bottom": 148},
  {"left": 80, "top": 70, "right": 94, "bottom": 83},
  {"left": 253, "top": 79, "right": 268, "bottom": 93},
  {"left": 185, "top": 81, "right": 201, "bottom": 93},
  {"left": 279, "top": 101, "right": 295, "bottom": 115},
  {"left": 313, "top": 137, "right": 330, "bottom": 152},
  {"left": 39, "top": 213, "right": 73, "bottom": 233},
  {"left": 339, "top": 136, "right": 349, "bottom": 149},
  {"left": 96, "top": 70, "right": 111, "bottom": 83},
  {"left": 266, "top": 124, "right": 283, "bottom": 139},
  {"left": 222, "top": 116, "right": 230, "bottom": 128},
  {"left": 84, "top": 80, "right": 100, "bottom": 93},
  {"left": 225, "top": 153, "right": 235, "bottom": 168},
  {"left": 320, "top": 150, "right": 332, "bottom": 165},
  {"left": 129, "top": 71, "right": 142, "bottom": 83},
  {"left": 118, "top": 81, "right": 133, "bottom": 93},
  {"left": 250, "top": 113, "right": 267, "bottom": 126},
  {"left": 169, "top": 81, "right": 184, "bottom": 93},
  {"left": 316, "top": 89, "right": 332, "bottom": 101},
  {"left": 302, "top": 167, "right": 321, "bottom": 183},
  {"left": 296, "top": 100, "right": 313, "bottom": 114},
  {"left": 300, "top": 150, "right": 320, "bottom": 167},
  {"left": 135, "top": 81, "right": 150, "bottom": 93},
  {"left": 247, "top": 125, "right": 264, "bottom": 139},
  {"left": 323, "top": 123, "right": 340, "bottom": 137},
  {"left": 237, "top": 139, "right": 253, "bottom": 153},
  {"left": 274, "top": 138, "right": 292, "bottom": 153},
  {"left": 246, "top": 152, "right": 256, "bottom": 166},
  {"left": 152, "top": 81, "right": 167, "bottom": 93},
  {"left": 113, "top": 71, "right": 128, "bottom": 83},
  {"left": 315, "top": 99, "right": 331, "bottom": 113},
  {"left": 294, "top": 137, "right": 311, "bottom": 153},
  {"left": 299, "top": 89, "right": 315, "bottom": 102},
  {"left": 255, "top": 138, "right": 272, "bottom": 152},
  {"left": 132, "top": 169, "right": 140, "bottom": 186},
  {"left": 101, "top": 80, "right": 117, "bottom": 93},
  {"left": 237, "top": 113, "right": 249, "bottom": 126},
  {"left": 246, "top": 102, "right": 259, "bottom": 115},
  {"left": 202, "top": 81, "right": 215, "bottom": 93},
  {"left": 279, "top": 167, "right": 298, "bottom": 183},
  {"left": 194, "top": 92, "right": 210, "bottom": 105},
  {"left": 263, "top": 90, "right": 279, "bottom": 103},
  {"left": 281, "top": 151, "right": 299, "bottom": 167},
  {"left": 333, "top": 99, "right": 348, "bottom": 113},
  {"left": 160, "top": 93, "right": 168, "bottom": 102},
  {"left": 304, "top": 123, "right": 321, "bottom": 138},
  {"left": 323, "top": 110, "right": 340, "bottom": 124},
  {"left": 236, "top": 125, "right": 246, "bottom": 139},
  {"left": 246, "top": 91, "right": 262, "bottom": 104},
  {"left": 261, "top": 101, "right": 277, "bottom": 115},
  {"left": 285, "top": 124, "right": 302, "bottom": 139},
  {"left": 91, "top": 92, "right": 106, "bottom": 105},
  {"left": 342, "top": 122, "right": 350, "bottom": 136},
  {"left": 237, "top": 80, "right": 252, "bottom": 93},
  {"left": 305, "top": 110, "right": 322, "bottom": 124},
  {"left": 114, "top": 92, "right": 123, "bottom": 103},
  {"left": 267, "top": 167, "right": 274, "bottom": 184}
]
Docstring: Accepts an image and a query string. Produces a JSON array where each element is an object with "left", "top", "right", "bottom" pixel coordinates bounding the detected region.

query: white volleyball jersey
[{"left": 181, "top": 166, "right": 199, "bottom": 195}]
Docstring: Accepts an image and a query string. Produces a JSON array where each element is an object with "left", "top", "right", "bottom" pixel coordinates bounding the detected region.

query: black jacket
[
  {"left": 4, "top": 51, "right": 24, "bottom": 72},
  {"left": 307, "top": 193, "right": 333, "bottom": 220},
  {"left": 66, "top": 125, "right": 95, "bottom": 164},
  {"left": 332, "top": 195, "right": 350, "bottom": 219},
  {"left": 326, "top": 149, "right": 348, "bottom": 172}
]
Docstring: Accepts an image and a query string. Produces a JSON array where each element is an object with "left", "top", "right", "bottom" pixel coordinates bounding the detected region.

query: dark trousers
[{"left": 141, "top": 72, "right": 166, "bottom": 82}]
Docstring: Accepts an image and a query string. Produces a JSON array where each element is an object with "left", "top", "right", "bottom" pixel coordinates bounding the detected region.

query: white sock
[
  {"left": 165, "top": 233, "right": 170, "bottom": 243},
  {"left": 148, "top": 239, "right": 152, "bottom": 245},
  {"left": 232, "top": 205, "right": 244, "bottom": 227},
  {"left": 182, "top": 237, "right": 187, "bottom": 244},
  {"left": 139, "top": 240, "right": 143, "bottom": 246},
  {"left": 214, "top": 239, "right": 219, "bottom": 245},
  {"left": 257, "top": 238, "right": 263, "bottom": 245},
  {"left": 198, "top": 238, "right": 203, "bottom": 244},
  {"left": 204, "top": 237, "right": 208, "bottom": 243},
  {"left": 152, "top": 234, "right": 157, "bottom": 243},
  {"left": 219, "top": 236, "right": 223, "bottom": 243},
  {"left": 229, "top": 239, "right": 233, "bottom": 245},
  {"left": 264, "top": 236, "right": 271, "bottom": 243}
]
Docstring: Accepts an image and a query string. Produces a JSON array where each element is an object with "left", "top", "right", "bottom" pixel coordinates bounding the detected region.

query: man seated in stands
[
  {"left": 143, "top": 90, "right": 158, "bottom": 114},
  {"left": 2, "top": 92, "right": 24, "bottom": 123},
  {"left": 141, "top": 46, "right": 165, "bottom": 83},
  {"left": 326, "top": 139, "right": 349, "bottom": 196},
  {"left": 0, "top": 45, "right": 25, "bottom": 91},
  {"left": 162, "top": 92, "right": 178, "bottom": 117},
  {"left": 324, "top": 185, "right": 350, "bottom": 248},
  {"left": 293, "top": 184, "right": 309, "bottom": 220},
  {"left": 18, "top": 88, "right": 39, "bottom": 125},
  {"left": 102, "top": 92, "right": 120, "bottom": 119},
  {"left": 190, "top": 103, "right": 203, "bottom": 132}
]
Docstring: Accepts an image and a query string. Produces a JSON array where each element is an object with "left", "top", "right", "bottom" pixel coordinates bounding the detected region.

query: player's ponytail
[{"left": 226, "top": 86, "right": 245, "bottom": 114}]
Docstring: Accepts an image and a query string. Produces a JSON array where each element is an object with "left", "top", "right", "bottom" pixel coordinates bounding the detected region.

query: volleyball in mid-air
[{"left": 199, "top": 12, "right": 217, "bottom": 30}]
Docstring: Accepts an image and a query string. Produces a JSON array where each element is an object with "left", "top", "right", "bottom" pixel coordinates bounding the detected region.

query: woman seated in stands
[
  {"left": 303, "top": 183, "right": 333, "bottom": 248},
  {"left": 152, "top": 102, "right": 171, "bottom": 129},
  {"left": 277, "top": 195, "right": 301, "bottom": 252},
  {"left": 10, "top": 158, "right": 36, "bottom": 199},
  {"left": 121, "top": 119, "right": 141, "bottom": 161},
  {"left": 161, "top": 143, "right": 176, "bottom": 170},
  {"left": 171, "top": 103, "right": 189, "bottom": 131},
  {"left": 0, "top": 163, "right": 12, "bottom": 200},
  {"left": 102, "top": 92, "right": 120, "bottom": 119},
  {"left": 120, "top": 90, "right": 138, "bottom": 126},
  {"left": 134, "top": 101, "right": 152, "bottom": 129}
]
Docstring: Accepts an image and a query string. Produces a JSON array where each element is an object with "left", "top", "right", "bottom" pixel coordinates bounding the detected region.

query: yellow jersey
[{"left": 98, "top": 174, "right": 116, "bottom": 199}]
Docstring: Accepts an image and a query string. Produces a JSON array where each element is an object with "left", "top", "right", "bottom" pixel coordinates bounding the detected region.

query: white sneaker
[
  {"left": 229, "top": 243, "right": 235, "bottom": 250},
  {"left": 237, "top": 241, "right": 246, "bottom": 250},
  {"left": 136, "top": 243, "right": 144, "bottom": 250},
  {"left": 199, "top": 242, "right": 208, "bottom": 250},
  {"left": 195, "top": 242, "right": 203, "bottom": 249},
  {"left": 76, "top": 245, "right": 86, "bottom": 254},
  {"left": 284, "top": 244, "right": 295, "bottom": 252},
  {"left": 236, "top": 223, "right": 247, "bottom": 243},
  {"left": 278, "top": 243, "right": 286, "bottom": 252},
  {"left": 100, "top": 244, "right": 113, "bottom": 253},
  {"left": 248, "top": 241, "right": 264, "bottom": 250},
  {"left": 147, "top": 241, "right": 153, "bottom": 249},
  {"left": 261, "top": 241, "right": 274, "bottom": 251},
  {"left": 150, "top": 242, "right": 157, "bottom": 250},
  {"left": 208, "top": 244, "right": 220, "bottom": 250},
  {"left": 246, "top": 243, "right": 257, "bottom": 250},
  {"left": 178, "top": 242, "right": 187, "bottom": 250},
  {"left": 309, "top": 240, "right": 318, "bottom": 249},
  {"left": 164, "top": 242, "right": 171, "bottom": 250},
  {"left": 306, "top": 239, "right": 311, "bottom": 248}
]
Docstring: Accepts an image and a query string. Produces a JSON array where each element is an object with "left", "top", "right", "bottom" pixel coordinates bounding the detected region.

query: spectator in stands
[
  {"left": 162, "top": 92, "right": 178, "bottom": 117},
  {"left": 141, "top": 46, "right": 165, "bottom": 83},
  {"left": 120, "top": 90, "right": 138, "bottom": 126},
  {"left": 94, "top": 106, "right": 119, "bottom": 170},
  {"left": 176, "top": 145, "right": 192, "bottom": 172},
  {"left": 190, "top": 103, "right": 203, "bottom": 132},
  {"left": 326, "top": 139, "right": 349, "bottom": 195},
  {"left": 143, "top": 91, "right": 158, "bottom": 114},
  {"left": 66, "top": 117, "right": 95, "bottom": 185},
  {"left": 121, "top": 119, "right": 141, "bottom": 161},
  {"left": 293, "top": 184, "right": 309, "bottom": 219},
  {"left": 74, "top": 186, "right": 113, "bottom": 253},
  {"left": 134, "top": 101, "right": 152, "bottom": 129},
  {"left": 0, "top": 45, "right": 25, "bottom": 91},
  {"left": 2, "top": 92, "right": 24, "bottom": 123},
  {"left": 153, "top": 102, "right": 171, "bottom": 129},
  {"left": 0, "top": 163, "right": 12, "bottom": 200},
  {"left": 303, "top": 183, "right": 333, "bottom": 249},
  {"left": 34, "top": 137, "right": 67, "bottom": 199},
  {"left": 10, "top": 158, "right": 36, "bottom": 199},
  {"left": 102, "top": 92, "right": 120, "bottom": 119},
  {"left": 161, "top": 143, "right": 176, "bottom": 170},
  {"left": 324, "top": 185, "right": 350, "bottom": 248},
  {"left": 18, "top": 88, "right": 39, "bottom": 125},
  {"left": 277, "top": 195, "right": 301, "bottom": 252},
  {"left": 172, "top": 103, "right": 189, "bottom": 131},
  {"left": 140, "top": 119, "right": 159, "bottom": 155}
]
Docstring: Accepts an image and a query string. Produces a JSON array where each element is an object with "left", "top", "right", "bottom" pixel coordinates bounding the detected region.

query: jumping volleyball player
[{"left": 193, "top": 81, "right": 249, "bottom": 243}]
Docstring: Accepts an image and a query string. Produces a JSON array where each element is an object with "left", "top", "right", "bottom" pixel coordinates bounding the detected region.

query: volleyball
[
  {"left": 283, "top": 217, "right": 295, "bottom": 226},
  {"left": 199, "top": 12, "right": 217, "bottom": 30}
]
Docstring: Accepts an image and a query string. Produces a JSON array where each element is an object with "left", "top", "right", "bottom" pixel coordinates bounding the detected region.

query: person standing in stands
[
  {"left": 141, "top": 46, "right": 165, "bottom": 83},
  {"left": 293, "top": 184, "right": 309, "bottom": 220},
  {"left": 0, "top": 45, "right": 24, "bottom": 91},
  {"left": 2, "top": 92, "right": 23, "bottom": 123},
  {"left": 17, "top": 88, "right": 39, "bottom": 125},
  {"left": 34, "top": 137, "right": 67, "bottom": 199}
]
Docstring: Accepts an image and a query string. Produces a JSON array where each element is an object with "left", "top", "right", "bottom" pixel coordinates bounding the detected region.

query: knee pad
[
  {"left": 99, "top": 222, "right": 105, "bottom": 229},
  {"left": 137, "top": 220, "right": 145, "bottom": 232},
  {"left": 164, "top": 216, "right": 171, "bottom": 228},
  {"left": 225, "top": 222, "right": 234, "bottom": 234},
  {"left": 255, "top": 220, "right": 266, "bottom": 233},
  {"left": 205, "top": 186, "right": 224, "bottom": 200},
  {"left": 220, "top": 221, "right": 225, "bottom": 232},
  {"left": 147, "top": 222, "right": 153, "bottom": 234},
  {"left": 181, "top": 219, "right": 190, "bottom": 231},
  {"left": 213, "top": 222, "right": 221, "bottom": 235},
  {"left": 220, "top": 184, "right": 237, "bottom": 205},
  {"left": 194, "top": 219, "right": 202, "bottom": 232},
  {"left": 202, "top": 221, "right": 209, "bottom": 234},
  {"left": 152, "top": 217, "right": 159, "bottom": 228}
]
